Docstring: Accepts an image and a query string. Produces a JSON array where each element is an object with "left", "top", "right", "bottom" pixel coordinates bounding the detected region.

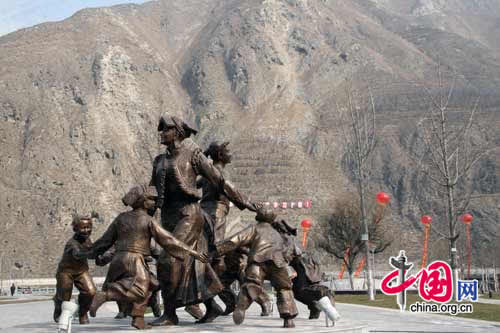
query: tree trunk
[
  {"left": 449, "top": 234, "right": 459, "bottom": 299},
  {"left": 0, "top": 255, "right": 3, "bottom": 294},
  {"left": 440, "top": 103, "right": 459, "bottom": 300},
  {"left": 485, "top": 267, "right": 490, "bottom": 292},
  {"left": 358, "top": 173, "right": 375, "bottom": 300},
  {"left": 458, "top": 249, "right": 465, "bottom": 280},
  {"left": 494, "top": 265, "right": 498, "bottom": 293},
  {"left": 481, "top": 266, "right": 486, "bottom": 294},
  {"left": 348, "top": 271, "right": 355, "bottom": 290},
  {"left": 485, "top": 266, "right": 490, "bottom": 293}
]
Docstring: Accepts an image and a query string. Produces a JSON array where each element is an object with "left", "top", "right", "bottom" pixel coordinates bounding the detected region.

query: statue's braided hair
[{"left": 204, "top": 141, "right": 230, "bottom": 163}]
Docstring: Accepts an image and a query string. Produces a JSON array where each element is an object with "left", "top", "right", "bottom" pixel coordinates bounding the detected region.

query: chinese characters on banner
[
  {"left": 266, "top": 200, "right": 312, "bottom": 209},
  {"left": 231, "top": 200, "right": 313, "bottom": 209}
]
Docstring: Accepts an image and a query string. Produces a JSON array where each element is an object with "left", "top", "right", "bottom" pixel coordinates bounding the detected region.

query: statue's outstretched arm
[
  {"left": 215, "top": 225, "right": 256, "bottom": 256},
  {"left": 193, "top": 149, "right": 256, "bottom": 212}
]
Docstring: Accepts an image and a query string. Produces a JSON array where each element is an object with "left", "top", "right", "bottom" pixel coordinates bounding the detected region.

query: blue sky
[{"left": 0, "top": 0, "right": 149, "bottom": 36}]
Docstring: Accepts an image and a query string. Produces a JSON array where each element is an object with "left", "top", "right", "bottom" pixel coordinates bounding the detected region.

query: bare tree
[
  {"left": 334, "top": 79, "right": 380, "bottom": 300},
  {"left": 410, "top": 63, "right": 492, "bottom": 297},
  {"left": 316, "top": 193, "right": 392, "bottom": 290}
]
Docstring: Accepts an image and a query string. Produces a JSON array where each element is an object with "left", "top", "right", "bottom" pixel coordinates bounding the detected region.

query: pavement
[
  {"left": 0, "top": 296, "right": 499, "bottom": 332},
  {"left": 476, "top": 297, "right": 500, "bottom": 305}
]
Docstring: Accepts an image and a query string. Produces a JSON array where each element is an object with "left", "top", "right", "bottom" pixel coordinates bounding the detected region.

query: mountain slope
[{"left": 0, "top": 0, "right": 498, "bottom": 276}]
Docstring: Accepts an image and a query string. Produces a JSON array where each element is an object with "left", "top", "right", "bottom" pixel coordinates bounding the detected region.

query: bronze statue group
[{"left": 52, "top": 114, "right": 341, "bottom": 330}]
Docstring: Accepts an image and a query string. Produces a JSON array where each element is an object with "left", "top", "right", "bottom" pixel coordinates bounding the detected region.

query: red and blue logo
[{"left": 381, "top": 251, "right": 477, "bottom": 312}]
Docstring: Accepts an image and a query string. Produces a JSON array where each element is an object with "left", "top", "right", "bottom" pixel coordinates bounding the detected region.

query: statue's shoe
[
  {"left": 283, "top": 319, "right": 295, "bottom": 328},
  {"left": 150, "top": 313, "right": 179, "bottom": 326},
  {"left": 233, "top": 308, "right": 246, "bottom": 325},
  {"left": 132, "top": 316, "right": 152, "bottom": 330},
  {"left": 53, "top": 303, "right": 62, "bottom": 323},
  {"left": 195, "top": 303, "right": 223, "bottom": 324},
  {"left": 185, "top": 304, "right": 204, "bottom": 320},
  {"left": 115, "top": 311, "right": 127, "bottom": 319},
  {"left": 89, "top": 292, "right": 107, "bottom": 317},
  {"left": 79, "top": 313, "right": 90, "bottom": 325},
  {"left": 151, "top": 304, "right": 162, "bottom": 318},
  {"left": 260, "top": 301, "right": 272, "bottom": 316},
  {"left": 309, "top": 308, "right": 321, "bottom": 319},
  {"left": 219, "top": 289, "right": 236, "bottom": 316}
]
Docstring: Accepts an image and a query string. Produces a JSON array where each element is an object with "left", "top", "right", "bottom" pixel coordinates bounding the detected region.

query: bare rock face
[{"left": 0, "top": 0, "right": 498, "bottom": 276}]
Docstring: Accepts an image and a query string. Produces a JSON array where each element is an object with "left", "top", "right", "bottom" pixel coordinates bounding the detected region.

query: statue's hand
[
  {"left": 95, "top": 255, "right": 106, "bottom": 266},
  {"left": 193, "top": 251, "right": 209, "bottom": 263},
  {"left": 208, "top": 249, "right": 220, "bottom": 261},
  {"left": 147, "top": 207, "right": 157, "bottom": 217},
  {"left": 248, "top": 202, "right": 262, "bottom": 212}
]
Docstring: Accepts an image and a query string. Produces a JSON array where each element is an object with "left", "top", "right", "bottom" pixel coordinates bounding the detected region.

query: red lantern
[
  {"left": 376, "top": 192, "right": 391, "bottom": 205},
  {"left": 421, "top": 215, "right": 433, "bottom": 225},
  {"left": 420, "top": 215, "right": 432, "bottom": 268},
  {"left": 301, "top": 219, "right": 312, "bottom": 230},
  {"left": 301, "top": 219, "right": 312, "bottom": 249},
  {"left": 462, "top": 213, "right": 473, "bottom": 224}
]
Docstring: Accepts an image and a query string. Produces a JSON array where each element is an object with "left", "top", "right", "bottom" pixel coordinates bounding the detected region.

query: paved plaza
[{"left": 1, "top": 296, "right": 500, "bottom": 332}]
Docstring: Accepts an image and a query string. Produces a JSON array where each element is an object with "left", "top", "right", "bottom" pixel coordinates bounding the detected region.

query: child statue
[
  {"left": 53, "top": 215, "right": 96, "bottom": 325},
  {"left": 89, "top": 185, "right": 208, "bottom": 329}
]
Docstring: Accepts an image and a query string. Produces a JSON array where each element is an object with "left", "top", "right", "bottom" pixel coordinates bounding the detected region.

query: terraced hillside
[{"left": 0, "top": 0, "right": 498, "bottom": 277}]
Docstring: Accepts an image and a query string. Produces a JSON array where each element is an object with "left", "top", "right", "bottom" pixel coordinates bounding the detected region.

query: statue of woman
[{"left": 150, "top": 114, "right": 257, "bottom": 326}]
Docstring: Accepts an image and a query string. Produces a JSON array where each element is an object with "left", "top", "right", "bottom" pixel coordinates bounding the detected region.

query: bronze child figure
[
  {"left": 89, "top": 185, "right": 208, "bottom": 330},
  {"left": 199, "top": 141, "right": 272, "bottom": 316},
  {"left": 282, "top": 234, "right": 341, "bottom": 323},
  {"left": 200, "top": 141, "right": 233, "bottom": 244},
  {"left": 216, "top": 246, "right": 273, "bottom": 316},
  {"left": 95, "top": 243, "right": 163, "bottom": 319},
  {"left": 53, "top": 215, "right": 96, "bottom": 325},
  {"left": 213, "top": 207, "right": 299, "bottom": 328}
]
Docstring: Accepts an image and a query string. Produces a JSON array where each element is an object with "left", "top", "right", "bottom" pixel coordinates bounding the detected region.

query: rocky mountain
[{"left": 0, "top": 0, "right": 498, "bottom": 277}]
